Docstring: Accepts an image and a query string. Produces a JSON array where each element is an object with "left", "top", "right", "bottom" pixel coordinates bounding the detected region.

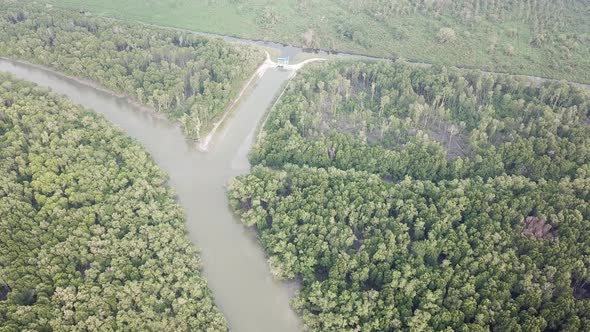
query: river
[
  {"left": 149, "top": 22, "right": 590, "bottom": 90},
  {"left": 2, "top": 24, "right": 589, "bottom": 332},
  {"left": 0, "top": 58, "right": 301, "bottom": 332}
]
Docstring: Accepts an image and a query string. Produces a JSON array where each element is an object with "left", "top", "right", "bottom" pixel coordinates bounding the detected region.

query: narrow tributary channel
[
  {"left": 150, "top": 22, "right": 590, "bottom": 90},
  {"left": 0, "top": 58, "right": 302, "bottom": 332}
]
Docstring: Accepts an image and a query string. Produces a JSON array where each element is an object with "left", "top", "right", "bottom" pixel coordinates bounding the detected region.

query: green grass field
[{"left": 47, "top": 0, "right": 590, "bottom": 84}]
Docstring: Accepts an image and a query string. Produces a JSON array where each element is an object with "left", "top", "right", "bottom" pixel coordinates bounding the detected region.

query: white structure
[{"left": 277, "top": 57, "right": 290, "bottom": 68}]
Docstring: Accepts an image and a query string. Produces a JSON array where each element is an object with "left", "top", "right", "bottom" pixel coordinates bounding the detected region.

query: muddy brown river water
[{"left": 0, "top": 58, "right": 301, "bottom": 332}]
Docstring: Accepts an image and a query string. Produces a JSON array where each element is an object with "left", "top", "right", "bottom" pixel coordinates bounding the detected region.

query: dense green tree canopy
[
  {"left": 0, "top": 73, "right": 227, "bottom": 331},
  {"left": 253, "top": 61, "right": 590, "bottom": 183},
  {"left": 0, "top": 1, "right": 264, "bottom": 139},
  {"left": 230, "top": 61, "right": 590, "bottom": 331},
  {"left": 231, "top": 166, "right": 590, "bottom": 331}
]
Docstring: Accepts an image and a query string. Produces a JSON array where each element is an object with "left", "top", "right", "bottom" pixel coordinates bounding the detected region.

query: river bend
[{"left": 0, "top": 58, "right": 301, "bottom": 332}]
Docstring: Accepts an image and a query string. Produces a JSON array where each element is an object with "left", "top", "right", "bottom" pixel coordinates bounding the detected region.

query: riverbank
[
  {"left": 0, "top": 57, "right": 163, "bottom": 117},
  {"left": 198, "top": 52, "right": 276, "bottom": 152},
  {"left": 0, "top": 49, "right": 269, "bottom": 150},
  {"left": 0, "top": 58, "right": 303, "bottom": 332},
  {"left": 199, "top": 53, "right": 327, "bottom": 151},
  {"left": 95, "top": 17, "right": 590, "bottom": 90},
  {"left": 47, "top": 0, "right": 590, "bottom": 85}
]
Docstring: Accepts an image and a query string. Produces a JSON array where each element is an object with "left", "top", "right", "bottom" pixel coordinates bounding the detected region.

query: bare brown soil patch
[
  {"left": 521, "top": 216, "right": 556, "bottom": 240},
  {"left": 423, "top": 120, "right": 471, "bottom": 160}
]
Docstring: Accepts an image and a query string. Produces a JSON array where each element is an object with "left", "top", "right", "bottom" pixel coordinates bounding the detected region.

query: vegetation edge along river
[
  {"left": 141, "top": 21, "right": 590, "bottom": 90},
  {"left": 230, "top": 58, "right": 590, "bottom": 331},
  {"left": 0, "top": 2, "right": 267, "bottom": 143},
  {"left": 47, "top": 0, "right": 590, "bottom": 85},
  {"left": 0, "top": 55, "right": 306, "bottom": 331},
  {"left": 0, "top": 71, "right": 228, "bottom": 330},
  {"left": 38, "top": 2, "right": 590, "bottom": 90}
]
